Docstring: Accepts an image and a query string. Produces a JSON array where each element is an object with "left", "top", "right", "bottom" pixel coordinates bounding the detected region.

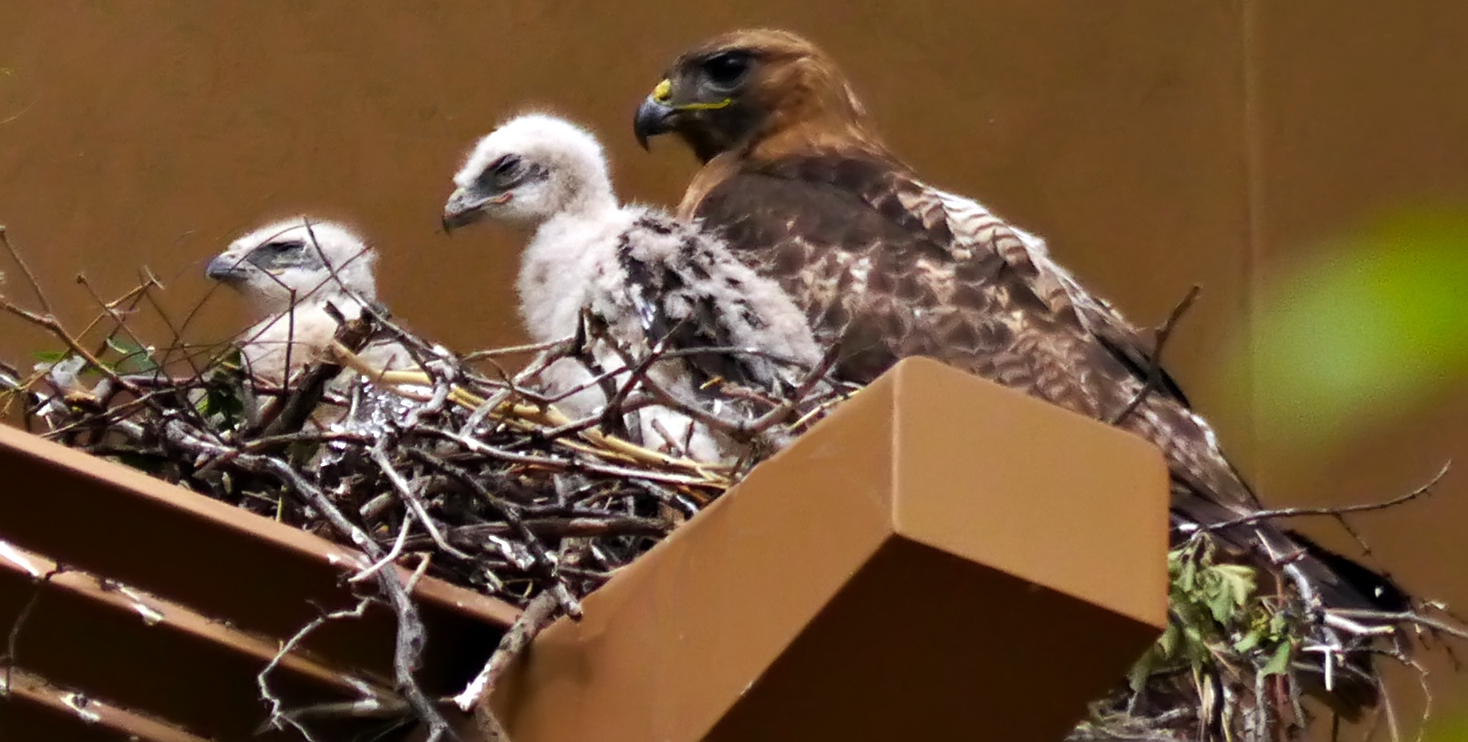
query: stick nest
[{"left": 0, "top": 246, "right": 1459, "bottom": 742}]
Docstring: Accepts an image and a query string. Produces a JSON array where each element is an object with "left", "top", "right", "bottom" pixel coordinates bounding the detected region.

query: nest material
[
  {"left": 0, "top": 273, "right": 852, "bottom": 739},
  {"left": 0, "top": 263, "right": 1458, "bottom": 742}
]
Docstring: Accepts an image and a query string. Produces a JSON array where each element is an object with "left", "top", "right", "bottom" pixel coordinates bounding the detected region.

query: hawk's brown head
[{"left": 633, "top": 29, "right": 882, "bottom": 163}]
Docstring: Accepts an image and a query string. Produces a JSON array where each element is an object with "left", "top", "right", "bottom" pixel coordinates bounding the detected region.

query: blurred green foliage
[
  {"left": 1233, "top": 208, "right": 1468, "bottom": 453},
  {"left": 1426, "top": 711, "right": 1468, "bottom": 742}
]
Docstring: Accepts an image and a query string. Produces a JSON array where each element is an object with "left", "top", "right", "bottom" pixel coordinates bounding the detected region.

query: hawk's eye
[
  {"left": 475, "top": 154, "right": 522, "bottom": 190},
  {"left": 702, "top": 51, "right": 751, "bottom": 86},
  {"left": 262, "top": 240, "right": 304, "bottom": 254},
  {"left": 492, "top": 154, "right": 521, "bottom": 176},
  {"left": 244, "top": 238, "right": 308, "bottom": 269}
]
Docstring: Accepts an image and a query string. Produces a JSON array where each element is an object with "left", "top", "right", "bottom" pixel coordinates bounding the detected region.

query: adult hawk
[
  {"left": 442, "top": 113, "right": 821, "bottom": 462},
  {"left": 631, "top": 30, "right": 1405, "bottom": 618}
]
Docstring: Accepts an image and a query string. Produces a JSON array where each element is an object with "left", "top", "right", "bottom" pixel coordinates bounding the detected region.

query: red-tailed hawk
[
  {"left": 632, "top": 30, "right": 1404, "bottom": 629},
  {"left": 207, "top": 218, "right": 416, "bottom": 387},
  {"left": 442, "top": 113, "right": 821, "bottom": 462}
]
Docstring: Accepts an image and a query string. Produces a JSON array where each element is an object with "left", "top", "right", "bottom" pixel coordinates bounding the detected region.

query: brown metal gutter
[
  {"left": 3, "top": 667, "right": 211, "bottom": 742},
  {"left": 0, "top": 421, "right": 519, "bottom": 739},
  {"left": 0, "top": 540, "right": 389, "bottom": 738},
  {"left": 489, "top": 358, "right": 1171, "bottom": 742},
  {"left": 0, "top": 422, "right": 516, "bottom": 683}
]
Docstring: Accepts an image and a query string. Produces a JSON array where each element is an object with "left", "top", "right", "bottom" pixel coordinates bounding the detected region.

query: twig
[
  {"left": 369, "top": 444, "right": 471, "bottom": 561},
  {"left": 461, "top": 337, "right": 572, "bottom": 362},
  {"left": 270, "top": 696, "right": 410, "bottom": 724},
  {"left": 256, "top": 597, "right": 375, "bottom": 742},
  {"left": 0, "top": 225, "right": 54, "bottom": 316},
  {"left": 420, "top": 516, "right": 670, "bottom": 543},
  {"left": 1200, "top": 462, "right": 1449, "bottom": 534},
  {"left": 351, "top": 511, "right": 417, "bottom": 584},
  {"left": 246, "top": 456, "right": 458, "bottom": 742},
  {"left": 418, "top": 426, "right": 724, "bottom": 488},
  {"left": 1, "top": 565, "right": 64, "bottom": 693},
  {"left": 1329, "top": 609, "right": 1468, "bottom": 643},
  {"left": 1111, "top": 284, "right": 1201, "bottom": 425},
  {"left": 453, "top": 590, "right": 560, "bottom": 712}
]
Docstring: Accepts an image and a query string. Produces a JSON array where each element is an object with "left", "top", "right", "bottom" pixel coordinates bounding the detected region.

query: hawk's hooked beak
[
  {"left": 634, "top": 78, "right": 735, "bottom": 150},
  {"left": 441, "top": 186, "right": 496, "bottom": 233},
  {"left": 633, "top": 79, "right": 680, "bottom": 150},
  {"left": 205, "top": 254, "right": 247, "bottom": 281}
]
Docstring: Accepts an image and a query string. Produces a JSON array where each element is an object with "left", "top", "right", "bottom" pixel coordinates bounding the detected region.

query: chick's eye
[
  {"left": 702, "top": 52, "right": 750, "bottom": 86},
  {"left": 492, "top": 154, "right": 521, "bottom": 177},
  {"left": 264, "top": 240, "right": 304, "bottom": 254}
]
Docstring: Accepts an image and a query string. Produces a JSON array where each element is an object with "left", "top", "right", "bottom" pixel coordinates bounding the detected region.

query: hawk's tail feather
[
  {"left": 1170, "top": 489, "right": 1409, "bottom": 614},
  {"left": 1285, "top": 529, "right": 1411, "bottom": 613}
]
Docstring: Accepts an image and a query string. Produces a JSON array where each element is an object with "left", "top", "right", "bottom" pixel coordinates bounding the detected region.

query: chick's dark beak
[
  {"left": 441, "top": 187, "right": 490, "bottom": 234},
  {"left": 633, "top": 96, "right": 679, "bottom": 151},
  {"left": 205, "top": 255, "right": 246, "bottom": 281}
]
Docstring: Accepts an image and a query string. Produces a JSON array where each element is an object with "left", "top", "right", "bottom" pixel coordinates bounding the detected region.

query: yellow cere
[
  {"left": 677, "top": 98, "right": 732, "bottom": 111},
  {"left": 651, "top": 78, "right": 732, "bottom": 111}
]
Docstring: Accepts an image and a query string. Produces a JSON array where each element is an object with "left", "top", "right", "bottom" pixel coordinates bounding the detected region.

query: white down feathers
[
  {"left": 448, "top": 114, "right": 822, "bottom": 462},
  {"left": 207, "top": 217, "right": 417, "bottom": 393}
]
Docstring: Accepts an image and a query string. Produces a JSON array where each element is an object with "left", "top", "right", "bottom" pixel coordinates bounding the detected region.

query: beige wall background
[{"left": 0, "top": 0, "right": 1464, "bottom": 729}]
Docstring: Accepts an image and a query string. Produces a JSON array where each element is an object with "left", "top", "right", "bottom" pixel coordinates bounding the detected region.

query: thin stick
[
  {"left": 1328, "top": 609, "right": 1468, "bottom": 643},
  {"left": 350, "top": 511, "right": 417, "bottom": 584},
  {"left": 256, "top": 597, "right": 374, "bottom": 742},
  {"left": 0, "top": 226, "right": 54, "bottom": 316},
  {"left": 1112, "top": 284, "right": 1201, "bottom": 425},
  {"left": 1, "top": 566, "right": 64, "bottom": 693},
  {"left": 453, "top": 590, "right": 560, "bottom": 712},
  {"left": 461, "top": 337, "right": 571, "bottom": 362},
  {"left": 369, "top": 444, "right": 470, "bottom": 561},
  {"left": 1200, "top": 462, "right": 1449, "bottom": 534},
  {"left": 247, "top": 456, "right": 458, "bottom": 742}
]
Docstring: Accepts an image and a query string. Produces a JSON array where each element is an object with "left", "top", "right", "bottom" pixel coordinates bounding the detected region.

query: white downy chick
[
  {"left": 442, "top": 113, "right": 821, "bottom": 462},
  {"left": 206, "top": 218, "right": 418, "bottom": 428}
]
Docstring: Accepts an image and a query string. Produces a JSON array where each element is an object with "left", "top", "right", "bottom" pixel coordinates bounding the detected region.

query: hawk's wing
[
  {"left": 693, "top": 154, "right": 1259, "bottom": 512},
  {"left": 688, "top": 153, "right": 1408, "bottom": 614},
  {"left": 1057, "top": 273, "right": 1194, "bottom": 409}
]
